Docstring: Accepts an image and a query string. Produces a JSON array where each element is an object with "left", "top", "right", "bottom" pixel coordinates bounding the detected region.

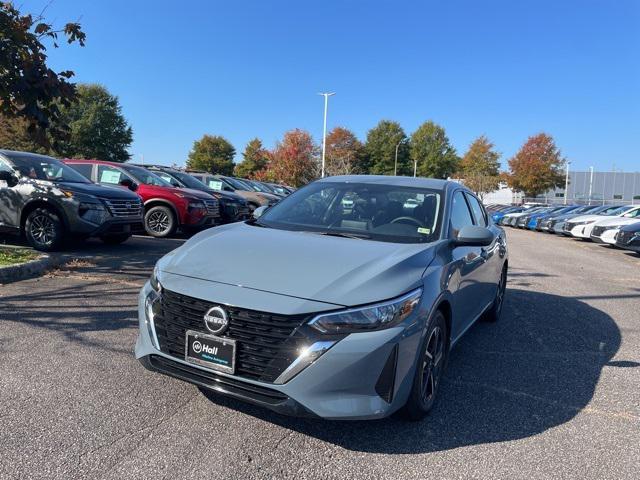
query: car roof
[
  {"left": 0, "top": 149, "right": 59, "bottom": 163},
  {"left": 316, "top": 175, "right": 458, "bottom": 192}
]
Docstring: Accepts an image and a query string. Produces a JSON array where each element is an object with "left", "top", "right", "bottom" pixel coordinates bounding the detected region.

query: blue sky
[{"left": 27, "top": 0, "right": 640, "bottom": 171}]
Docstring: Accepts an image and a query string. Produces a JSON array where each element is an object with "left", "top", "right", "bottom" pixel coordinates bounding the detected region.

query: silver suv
[
  {"left": 0, "top": 150, "right": 143, "bottom": 250},
  {"left": 136, "top": 176, "right": 508, "bottom": 420}
]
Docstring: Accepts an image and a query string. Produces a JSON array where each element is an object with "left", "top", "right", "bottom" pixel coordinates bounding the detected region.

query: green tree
[
  {"left": 506, "top": 133, "right": 566, "bottom": 197},
  {"left": 410, "top": 121, "right": 459, "bottom": 179},
  {"left": 0, "top": 115, "right": 50, "bottom": 154},
  {"left": 0, "top": 2, "right": 85, "bottom": 147},
  {"left": 364, "top": 120, "right": 408, "bottom": 175},
  {"left": 56, "top": 84, "right": 133, "bottom": 162},
  {"left": 324, "top": 126, "right": 367, "bottom": 176},
  {"left": 458, "top": 135, "right": 501, "bottom": 198},
  {"left": 234, "top": 138, "right": 270, "bottom": 178},
  {"left": 186, "top": 135, "right": 236, "bottom": 175}
]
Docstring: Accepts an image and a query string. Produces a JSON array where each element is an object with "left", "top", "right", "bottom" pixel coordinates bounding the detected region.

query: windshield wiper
[{"left": 316, "top": 231, "right": 371, "bottom": 240}]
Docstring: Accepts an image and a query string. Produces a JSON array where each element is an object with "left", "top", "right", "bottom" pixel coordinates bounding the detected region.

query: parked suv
[
  {"left": 65, "top": 160, "right": 220, "bottom": 237},
  {"left": 187, "top": 171, "right": 280, "bottom": 211},
  {"left": 137, "top": 176, "right": 508, "bottom": 420},
  {"left": 0, "top": 150, "right": 143, "bottom": 250},
  {"left": 133, "top": 165, "right": 250, "bottom": 223}
]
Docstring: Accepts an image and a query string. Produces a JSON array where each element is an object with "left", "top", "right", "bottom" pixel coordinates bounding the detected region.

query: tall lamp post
[
  {"left": 318, "top": 92, "right": 335, "bottom": 178},
  {"left": 394, "top": 138, "right": 408, "bottom": 176},
  {"left": 564, "top": 161, "right": 571, "bottom": 205}
]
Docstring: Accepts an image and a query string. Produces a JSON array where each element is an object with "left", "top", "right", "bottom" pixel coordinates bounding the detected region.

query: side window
[
  {"left": 67, "top": 163, "right": 93, "bottom": 180},
  {"left": 450, "top": 191, "right": 475, "bottom": 237},
  {"left": 157, "top": 172, "right": 178, "bottom": 186},
  {"left": 465, "top": 193, "right": 488, "bottom": 226},
  {"left": 97, "top": 165, "right": 129, "bottom": 185},
  {"left": 0, "top": 158, "right": 13, "bottom": 173}
]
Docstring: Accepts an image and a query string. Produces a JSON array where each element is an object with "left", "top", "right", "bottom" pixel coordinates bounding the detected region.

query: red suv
[{"left": 64, "top": 160, "right": 220, "bottom": 237}]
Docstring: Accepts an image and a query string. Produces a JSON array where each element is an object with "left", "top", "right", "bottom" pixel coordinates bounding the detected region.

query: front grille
[
  {"left": 203, "top": 199, "right": 220, "bottom": 217},
  {"left": 103, "top": 198, "right": 142, "bottom": 218},
  {"left": 153, "top": 289, "right": 310, "bottom": 382},
  {"left": 222, "top": 202, "right": 250, "bottom": 220}
]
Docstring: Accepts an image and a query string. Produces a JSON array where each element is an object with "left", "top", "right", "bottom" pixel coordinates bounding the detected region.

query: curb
[{"left": 0, "top": 253, "right": 66, "bottom": 285}]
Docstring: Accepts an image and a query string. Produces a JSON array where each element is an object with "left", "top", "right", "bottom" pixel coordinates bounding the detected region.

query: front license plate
[{"left": 185, "top": 330, "right": 235, "bottom": 374}]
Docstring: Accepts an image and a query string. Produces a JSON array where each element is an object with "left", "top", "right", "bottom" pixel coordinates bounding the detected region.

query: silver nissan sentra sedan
[{"left": 136, "top": 176, "right": 508, "bottom": 420}]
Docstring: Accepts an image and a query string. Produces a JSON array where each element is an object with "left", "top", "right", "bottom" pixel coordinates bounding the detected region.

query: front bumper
[
  {"left": 134, "top": 282, "right": 422, "bottom": 419},
  {"left": 68, "top": 213, "right": 143, "bottom": 237}
]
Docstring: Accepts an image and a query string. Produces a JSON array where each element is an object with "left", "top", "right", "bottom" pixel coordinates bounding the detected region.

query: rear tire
[
  {"left": 144, "top": 206, "right": 176, "bottom": 238},
  {"left": 482, "top": 263, "right": 507, "bottom": 322},
  {"left": 401, "top": 310, "right": 448, "bottom": 421},
  {"left": 100, "top": 234, "right": 131, "bottom": 245},
  {"left": 24, "top": 207, "right": 65, "bottom": 251}
]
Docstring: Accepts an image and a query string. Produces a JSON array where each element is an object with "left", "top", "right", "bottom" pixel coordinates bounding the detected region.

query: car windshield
[
  {"left": 602, "top": 206, "right": 628, "bottom": 216},
  {"left": 223, "top": 177, "right": 250, "bottom": 190},
  {"left": 255, "top": 182, "right": 442, "bottom": 244},
  {"left": 10, "top": 155, "right": 90, "bottom": 183},
  {"left": 123, "top": 166, "right": 173, "bottom": 187},
  {"left": 171, "top": 171, "right": 207, "bottom": 189}
]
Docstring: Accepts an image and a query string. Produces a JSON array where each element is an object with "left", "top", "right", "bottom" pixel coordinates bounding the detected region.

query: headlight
[
  {"left": 309, "top": 288, "right": 422, "bottom": 334},
  {"left": 78, "top": 202, "right": 109, "bottom": 224},
  {"left": 188, "top": 201, "right": 205, "bottom": 210},
  {"left": 150, "top": 264, "right": 161, "bottom": 292},
  {"left": 145, "top": 265, "right": 162, "bottom": 349}
]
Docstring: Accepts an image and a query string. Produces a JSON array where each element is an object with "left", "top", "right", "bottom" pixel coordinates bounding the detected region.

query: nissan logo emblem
[{"left": 203, "top": 306, "right": 229, "bottom": 334}]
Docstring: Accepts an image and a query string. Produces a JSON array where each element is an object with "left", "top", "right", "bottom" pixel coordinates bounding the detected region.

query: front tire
[
  {"left": 401, "top": 310, "right": 448, "bottom": 421},
  {"left": 144, "top": 206, "right": 177, "bottom": 238},
  {"left": 24, "top": 207, "right": 65, "bottom": 251}
]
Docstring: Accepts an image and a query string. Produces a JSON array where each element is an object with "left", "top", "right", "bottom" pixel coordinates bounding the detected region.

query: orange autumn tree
[
  {"left": 324, "top": 126, "right": 366, "bottom": 176},
  {"left": 268, "top": 129, "right": 319, "bottom": 187},
  {"left": 506, "top": 133, "right": 566, "bottom": 198}
]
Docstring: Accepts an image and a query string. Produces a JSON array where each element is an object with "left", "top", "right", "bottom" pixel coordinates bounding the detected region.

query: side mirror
[
  {"left": 454, "top": 225, "right": 494, "bottom": 247},
  {"left": 119, "top": 178, "right": 138, "bottom": 192},
  {"left": 0, "top": 170, "right": 18, "bottom": 187},
  {"left": 253, "top": 205, "right": 268, "bottom": 219}
]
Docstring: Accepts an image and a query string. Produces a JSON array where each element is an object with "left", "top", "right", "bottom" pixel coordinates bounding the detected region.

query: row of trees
[
  {"left": 186, "top": 124, "right": 566, "bottom": 196},
  {"left": 1, "top": 2, "right": 566, "bottom": 196}
]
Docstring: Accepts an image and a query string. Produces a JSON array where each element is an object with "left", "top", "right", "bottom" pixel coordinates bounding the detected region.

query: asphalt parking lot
[{"left": 1, "top": 230, "right": 639, "bottom": 480}]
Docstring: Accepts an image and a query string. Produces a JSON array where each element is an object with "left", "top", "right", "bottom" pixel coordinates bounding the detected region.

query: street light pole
[
  {"left": 588, "top": 166, "right": 594, "bottom": 205},
  {"left": 318, "top": 92, "right": 335, "bottom": 178},
  {"left": 394, "top": 138, "right": 408, "bottom": 176},
  {"left": 564, "top": 161, "right": 571, "bottom": 205}
]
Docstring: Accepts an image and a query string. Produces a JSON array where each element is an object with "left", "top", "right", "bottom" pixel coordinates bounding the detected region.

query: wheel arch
[
  {"left": 143, "top": 199, "right": 180, "bottom": 223},
  {"left": 20, "top": 200, "right": 70, "bottom": 234}
]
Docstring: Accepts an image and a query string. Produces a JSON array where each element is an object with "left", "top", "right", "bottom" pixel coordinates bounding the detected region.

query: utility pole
[
  {"left": 318, "top": 92, "right": 335, "bottom": 178},
  {"left": 564, "top": 161, "right": 571, "bottom": 205}
]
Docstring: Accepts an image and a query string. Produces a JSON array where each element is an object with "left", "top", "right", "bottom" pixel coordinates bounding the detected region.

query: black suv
[
  {"left": 131, "top": 164, "right": 250, "bottom": 223},
  {"left": 0, "top": 150, "right": 143, "bottom": 250}
]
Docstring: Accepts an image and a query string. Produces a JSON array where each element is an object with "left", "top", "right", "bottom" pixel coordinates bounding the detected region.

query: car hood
[
  {"left": 594, "top": 217, "right": 640, "bottom": 227},
  {"left": 56, "top": 181, "right": 140, "bottom": 200},
  {"left": 567, "top": 214, "right": 612, "bottom": 224},
  {"left": 159, "top": 222, "right": 434, "bottom": 307}
]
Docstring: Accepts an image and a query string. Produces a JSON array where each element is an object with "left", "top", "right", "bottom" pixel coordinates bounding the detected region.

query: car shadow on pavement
[{"left": 201, "top": 287, "right": 626, "bottom": 453}]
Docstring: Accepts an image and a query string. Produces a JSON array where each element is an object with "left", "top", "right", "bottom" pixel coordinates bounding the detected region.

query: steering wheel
[{"left": 390, "top": 216, "right": 426, "bottom": 228}]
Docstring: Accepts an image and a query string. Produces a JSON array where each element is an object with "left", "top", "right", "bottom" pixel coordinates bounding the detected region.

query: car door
[
  {"left": 448, "top": 190, "right": 489, "bottom": 340},
  {"left": 96, "top": 164, "right": 134, "bottom": 189},
  {"left": 465, "top": 192, "right": 501, "bottom": 303}
]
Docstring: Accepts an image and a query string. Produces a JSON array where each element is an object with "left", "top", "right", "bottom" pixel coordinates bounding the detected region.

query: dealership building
[{"left": 483, "top": 170, "right": 640, "bottom": 205}]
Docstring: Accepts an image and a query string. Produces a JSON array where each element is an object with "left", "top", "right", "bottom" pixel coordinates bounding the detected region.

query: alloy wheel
[
  {"left": 147, "top": 211, "right": 170, "bottom": 234},
  {"left": 29, "top": 214, "right": 56, "bottom": 246},
  {"left": 421, "top": 325, "right": 445, "bottom": 404}
]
